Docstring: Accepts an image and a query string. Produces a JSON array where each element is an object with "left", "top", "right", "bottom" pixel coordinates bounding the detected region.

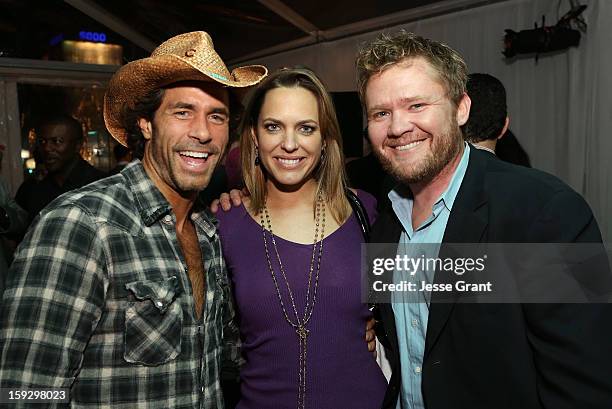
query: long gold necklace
[{"left": 260, "top": 194, "right": 325, "bottom": 409}]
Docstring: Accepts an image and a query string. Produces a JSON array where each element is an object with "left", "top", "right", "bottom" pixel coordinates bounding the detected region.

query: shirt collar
[
  {"left": 473, "top": 144, "right": 496, "bottom": 155},
  {"left": 121, "top": 160, "right": 217, "bottom": 237},
  {"left": 388, "top": 142, "right": 471, "bottom": 214},
  {"left": 438, "top": 142, "right": 471, "bottom": 212}
]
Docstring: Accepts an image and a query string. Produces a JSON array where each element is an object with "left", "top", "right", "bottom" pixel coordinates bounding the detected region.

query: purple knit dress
[{"left": 217, "top": 190, "right": 387, "bottom": 409}]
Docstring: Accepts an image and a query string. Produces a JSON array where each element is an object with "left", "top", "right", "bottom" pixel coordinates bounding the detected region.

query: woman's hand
[
  {"left": 210, "top": 189, "right": 247, "bottom": 213},
  {"left": 366, "top": 317, "right": 377, "bottom": 359}
]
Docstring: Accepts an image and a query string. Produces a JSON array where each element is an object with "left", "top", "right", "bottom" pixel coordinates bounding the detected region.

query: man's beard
[{"left": 374, "top": 123, "right": 463, "bottom": 185}]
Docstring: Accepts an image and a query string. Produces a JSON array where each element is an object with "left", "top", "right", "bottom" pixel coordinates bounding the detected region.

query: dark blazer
[{"left": 373, "top": 148, "right": 612, "bottom": 409}]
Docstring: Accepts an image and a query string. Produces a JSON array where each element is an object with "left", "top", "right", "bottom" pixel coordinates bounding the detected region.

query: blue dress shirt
[{"left": 389, "top": 144, "right": 470, "bottom": 409}]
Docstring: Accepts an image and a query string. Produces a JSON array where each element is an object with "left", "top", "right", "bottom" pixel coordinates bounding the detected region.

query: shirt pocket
[{"left": 123, "top": 276, "right": 183, "bottom": 365}]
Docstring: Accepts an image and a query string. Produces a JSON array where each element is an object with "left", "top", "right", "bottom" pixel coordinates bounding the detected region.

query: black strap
[
  {"left": 346, "top": 188, "right": 371, "bottom": 242},
  {"left": 346, "top": 189, "right": 382, "bottom": 322}
]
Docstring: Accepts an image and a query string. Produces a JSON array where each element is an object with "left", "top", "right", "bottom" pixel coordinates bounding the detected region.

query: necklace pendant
[{"left": 296, "top": 326, "right": 310, "bottom": 340}]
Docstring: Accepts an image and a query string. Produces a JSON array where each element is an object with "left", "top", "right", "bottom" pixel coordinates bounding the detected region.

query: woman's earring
[
  {"left": 320, "top": 147, "right": 326, "bottom": 163},
  {"left": 255, "top": 147, "right": 260, "bottom": 166}
]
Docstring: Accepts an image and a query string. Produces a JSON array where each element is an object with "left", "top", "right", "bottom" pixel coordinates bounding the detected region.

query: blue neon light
[{"left": 79, "top": 31, "right": 107, "bottom": 43}]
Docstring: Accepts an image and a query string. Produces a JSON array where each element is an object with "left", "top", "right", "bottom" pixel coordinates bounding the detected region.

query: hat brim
[{"left": 104, "top": 54, "right": 267, "bottom": 146}]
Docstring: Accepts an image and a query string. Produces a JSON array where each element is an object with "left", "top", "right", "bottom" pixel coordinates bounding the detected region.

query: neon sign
[{"left": 79, "top": 31, "right": 107, "bottom": 43}]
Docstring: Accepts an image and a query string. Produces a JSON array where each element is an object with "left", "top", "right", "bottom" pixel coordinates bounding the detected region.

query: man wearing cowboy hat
[{"left": 0, "top": 31, "right": 266, "bottom": 408}]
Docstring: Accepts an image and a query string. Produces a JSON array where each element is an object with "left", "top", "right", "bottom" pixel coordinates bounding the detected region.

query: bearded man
[
  {"left": 1, "top": 31, "right": 266, "bottom": 408},
  {"left": 358, "top": 31, "right": 612, "bottom": 409}
]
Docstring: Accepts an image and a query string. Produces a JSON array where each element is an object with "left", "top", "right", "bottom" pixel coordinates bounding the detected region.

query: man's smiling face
[
  {"left": 140, "top": 82, "right": 229, "bottom": 196},
  {"left": 365, "top": 57, "right": 469, "bottom": 185}
]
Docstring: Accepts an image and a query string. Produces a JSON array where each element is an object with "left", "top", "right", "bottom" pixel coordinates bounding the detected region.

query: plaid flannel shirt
[{"left": 0, "top": 161, "right": 241, "bottom": 408}]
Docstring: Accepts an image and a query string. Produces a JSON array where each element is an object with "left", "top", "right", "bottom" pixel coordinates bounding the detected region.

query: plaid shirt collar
[{"left": 122, "top": 160, "right": 218, "bottom": 238}]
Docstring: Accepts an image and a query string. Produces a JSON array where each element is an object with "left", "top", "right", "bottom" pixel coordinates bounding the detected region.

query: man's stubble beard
[
  {"left": 145, "top": 136, "right": 223, "bottom": 197},
  {"left": 374, "top": 123, "right": 463, "bottom": 186}
]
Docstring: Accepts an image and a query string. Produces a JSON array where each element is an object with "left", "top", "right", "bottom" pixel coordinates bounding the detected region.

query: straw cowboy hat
[{"left": 104, "top": 31, "right": 267, "bottom": 146}]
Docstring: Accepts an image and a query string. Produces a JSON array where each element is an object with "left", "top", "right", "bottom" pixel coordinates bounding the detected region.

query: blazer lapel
[{"left": 425, "top": 149, "right": 489, "bottom": 358}]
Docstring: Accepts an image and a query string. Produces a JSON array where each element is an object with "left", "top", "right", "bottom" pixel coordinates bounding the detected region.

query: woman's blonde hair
[{"left": 239, "top": 67, "right": 351, "bottom": 223}]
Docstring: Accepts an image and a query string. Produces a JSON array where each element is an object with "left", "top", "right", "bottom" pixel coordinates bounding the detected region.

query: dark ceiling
[{"left": 0, "top": 0, "right": 461, "bottom": 65}]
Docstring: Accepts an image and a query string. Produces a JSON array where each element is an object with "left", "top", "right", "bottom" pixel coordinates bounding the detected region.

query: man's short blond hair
[{"left": 356, "top": 30, "right": 468, "bottom": 106}]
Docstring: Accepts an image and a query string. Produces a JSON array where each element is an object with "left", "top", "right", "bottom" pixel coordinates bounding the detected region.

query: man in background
[
  {"left": 462, "top": 73, "right": 509, "bottom": 154},
  {"left": 463, "top": 73, "right": 531, "bottom": 166},
  {"left": 15, "top": 114, "right": 106, "bottom": 222}
]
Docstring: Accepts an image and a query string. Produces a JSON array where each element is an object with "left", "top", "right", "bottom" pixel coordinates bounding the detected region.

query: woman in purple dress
[{"left": 216, "top": 68, "right": 387, "bottom": 409}]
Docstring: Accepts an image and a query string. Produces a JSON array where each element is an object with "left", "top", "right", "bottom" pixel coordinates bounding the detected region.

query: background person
[
  {"left": 463, "top": 73, "right": 531, "bottom": 166},
  {"left": 462, "top": 73, "right": 509, "bottom": 154},
  {"left": 15, "top": 114, "right": 106, "bottom": 223},
  {"left": 495, "top": 129, "right": 531, "bottom": 167}
]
